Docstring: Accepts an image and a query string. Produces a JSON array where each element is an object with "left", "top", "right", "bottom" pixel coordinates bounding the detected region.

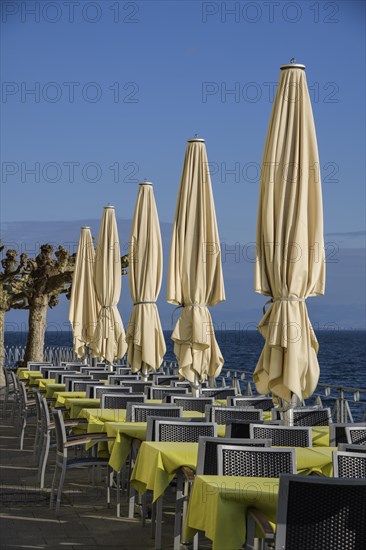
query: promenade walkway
[{"left": 0, "top": 403, "right": 191, "bottom": 550}]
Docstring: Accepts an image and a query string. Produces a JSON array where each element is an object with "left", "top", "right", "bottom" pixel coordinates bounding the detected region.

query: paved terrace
[{"left": 0, "top": 400, "right": 210, "bottom": 550}]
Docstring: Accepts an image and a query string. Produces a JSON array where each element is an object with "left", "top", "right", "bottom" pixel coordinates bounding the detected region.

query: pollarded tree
[
  {"left": 0, "top": 244, "right": 28, "bottom": 384},
  {"left": 19, "top": 244, "right": 76, "bottom": 365}
]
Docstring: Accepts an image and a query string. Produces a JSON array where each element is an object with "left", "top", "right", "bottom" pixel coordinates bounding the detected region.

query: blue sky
[{"left": 1, "top": 0, "right": 365, "bottom": 330}]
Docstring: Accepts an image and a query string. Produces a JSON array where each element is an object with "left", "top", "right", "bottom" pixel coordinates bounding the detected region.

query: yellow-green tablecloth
[
  {"left": 131, "top": 443, "right": 335, "bottom": 503},
  {"left": 45, "top": 384, "right": 66, "bottom": 398},
  {"left": 107, "top": 422, "right": 147, "bottom": 470},
  {"left": 64, "top": 398, "right": 100, "bottom": 419},
  {"left": 54, "top": 391, "right": 86, "bottom": 407},
  {"left": 16, "top": 368, "right": 30, "bottom": 379},
  {"left": 17, "top": 369, "right": 43, "bottom": 381},
  {"left": 185, "top": 475, "right": 279, "bottom": 550},
  {"left": 28, "top": 372, "right": 44, "bottom": 384},
  {"left": 131, "top": 442, "right": 198, "bottom": 501},
  {"left": 37, "top": 378, "right": 56, "bottom": 389}
]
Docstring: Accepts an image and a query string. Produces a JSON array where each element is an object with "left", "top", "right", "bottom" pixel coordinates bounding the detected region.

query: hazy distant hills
[{"left": 1, "top": 219, "right": 365, "bottom": 330}]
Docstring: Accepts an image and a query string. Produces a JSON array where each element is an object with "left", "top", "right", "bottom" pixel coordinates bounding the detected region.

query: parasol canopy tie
[{"left": 263, "top": 297, "right": 305, "bottom": 314}]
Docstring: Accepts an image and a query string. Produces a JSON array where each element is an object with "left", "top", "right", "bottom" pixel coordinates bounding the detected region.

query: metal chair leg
[
  {"left": 50, "top": 460, "right": 59, "bottom": 509},
  {"left": 19, "top": 415, "right": 26, "bottom": 450},
  {"left": 39, "top": 433, "right": 50, "bottom": 489},
  {"left": 55, "top": 457, "right": 67, "bottom": 513}
]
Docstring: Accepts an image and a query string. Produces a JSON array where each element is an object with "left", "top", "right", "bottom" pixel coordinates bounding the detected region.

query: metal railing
[{"left": 4, "top": 345, "right": 366, "bottom": 422}]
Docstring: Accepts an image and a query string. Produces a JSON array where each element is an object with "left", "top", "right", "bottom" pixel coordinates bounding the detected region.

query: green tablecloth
[
  {"left": 107, "top": 422, "right": 148, "bottom": 471},
  {"left": 185, "top": 475, "right": 279, "bottom": 550},
  {"left": 131, "top": 442, "right": 198, "bottom": 501},
  {"left": 38, "top": 378, "right": 56, "bottom": 389},
  {"left": 16, "top": 368, "right": 30, "bottom": 379},
  {"left": 65, "top": 398, "right": 100, "bottom": 419},
  {"left": 17, "top": 369, "right": 43, "bottom": 382},
  {"left": 54, "top": 391, "right": 86, "bottom": 406},
  {"left": 45, "top": 384, "right": 66, "bottom": 397},
  {"left": 131, "top": 442, "right": 335, "bottom": 503}
]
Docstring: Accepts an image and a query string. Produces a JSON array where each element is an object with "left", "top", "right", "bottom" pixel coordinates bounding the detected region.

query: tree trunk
[
  {"left": 0, "top": 309, "right": 5, "bottom": 387},
  {"left": 24, "top": 296, "right": 48, "bottom": 365}
]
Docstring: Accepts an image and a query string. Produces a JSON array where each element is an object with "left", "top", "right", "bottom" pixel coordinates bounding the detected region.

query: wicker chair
[
  {"left": 333, "top": 450, "right": 366, "bottom": 478},
  {"left": 217, "top": 445, "right": 296, "bottom": 477},
  {"left": 108, "top": 374, "right": 139, "bottom": 385},
  {"left": 116, "top": 367, "right": 133, "bottom": 375},
  {"left": 27, "top": 361, "right": 52, "bottom": 371},
  {"left": 64, "top": 376, "right": 93, "bottom": 391},
  {"left": 197, "top": 436, "right": 272, "bottom": 475},
  {"left": 228, "top": 396, "right": 274, "bottom": 411},
  {"left": 284, "top": 407, "right": 332, "bottom": 426},
  {"left": 346, "top": 427, "right": 366, "bottom": 445},
  {"left": 49, "top": 409, "right": 113, "bottom": 513},
  {"left": 330, "top": 422, "right": 366, "bottom": 446},
  {"left": 153, "top": 375, "right": 180, "bottom": 386},
  {"left": 149, "top": 386, "right": 189, "bottom": 400},
  {"left": 120, "top": 381, "right": 153, "bottom": 394},
  {"left": 175, "top": 436, "right": 272, "bottom": 549},
  {"left": 37, "top": 397, "right": 87, "bottom": 489},
  {"left": 170, "top": 396, "right": 214, "bottom": 413},
  {"left": 250, "top": 423, "right": 312, "bottom": 447},
  {"left": 154, "top": 420, "right": 216, "bottom": 442},
  {"left": 246, "top": 475, "right": 366, "bottom": 550},
  {"left": 101, "top": 393, "right": 145, "bottom": 409},
  {"left": 126, "top": 403, "right": 183, "bottom": 422},
  {"left": 338, "top": 443, "right": 366, "bottom": 453},
  {"left": 70, "top": 380, "right": 101, "bottom": 392},
  {"left": 206, "top": 405, "right": 262, "bottom": 424},
  {"left": 2, "top": 367, "right": 16, "bottom": 417},
  {"left": 200, "top": 387, "right": 237, "bottom": 399},
  {"left": 88, "top": 385, "right": 132, "bottom": 399},
  {"left": 18, "top": 381, "right": 37, "bottom": 450}
]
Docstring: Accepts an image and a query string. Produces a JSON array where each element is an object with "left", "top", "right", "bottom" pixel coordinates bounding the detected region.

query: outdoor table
[
  {"left": 185, "top": 475, "right": 279, "bottom": 550},
  {"left": 17, "top": 369, "right": 43, "bottom": 381},
  {"left": 130, "top": 442, "right": 335, "bottom": 503},
  {"left": 16, "top": 367, "right": 29, "bottom": 379},
  {"left": 63, "top": 398, "right": 100, "bottom": 419},
  {"left": 45, "top": 384, "right": 66, "bottom": 398},
  {"left": 54, "top": 391, "right": 86, "bottom": 407},
  {"left": 37, "top": 378, "right": 56, "bottom": 389}
]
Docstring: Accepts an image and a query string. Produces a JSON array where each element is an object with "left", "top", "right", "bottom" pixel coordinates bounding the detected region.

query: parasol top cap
[
  {"left": 139, "top": 179, "right": 153, "bottom": 186},
  {"left": 281, "top": 58, "right": 305, "bottom": 70},
  {"left": 188, "top": 133, "right": 205, "bottom": 143},
  {"left": 81, "top": 226, "right": 91, "bottom": 229}
]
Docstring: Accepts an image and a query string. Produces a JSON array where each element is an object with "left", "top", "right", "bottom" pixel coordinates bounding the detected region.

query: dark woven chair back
[
  {"left": 101, "top": 393, "right": 145, "bottom": 409},
  {"left": 126, "top": 404, "right": 182, "bottom": 422},
  {"left": 155, "top": 421, "right": 216, "bottom": 442},
  {"left": 229, "top": 396, "right": 274, "bottom": 411},
  {"left": 333, "top": 451, "right": 366, "bottom": 478},
  {"left": 197, "top": 436, "right": 272, "bottom": 475},
  {"left": 250, "top": 424, "right": 312, "bottom": 447},
  {"left": 207, "top": 406, "right": 262, "bottom": 424},
  {"left": 330, "top": 422, "right": 366, "bottom": 446},
  {"left": 170, "top": 396, "right": 214, "bottom": 413},
  {"left": 200, "top": 388, "right": 237, "bottom": 399},
  {"left": 346, "top": 427, "right": 366, "bottom": 445},
  {"left": 291, "top": 407, "right": 332, "bottom": 426},
  {"left": 93, "top": 386, "right": 132, "bottom": 399},
  {"left": 150, "top": 386, "right": 189, "bottom": 400},
  {"left": 217, "top": 445, "right": 296, "bottom": 477},
  {"left": 121, "top": 381, "right": 153, "bottom": 393},
  {"left": 275, "top": 475, "right": 366, "bottom": 550}
]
